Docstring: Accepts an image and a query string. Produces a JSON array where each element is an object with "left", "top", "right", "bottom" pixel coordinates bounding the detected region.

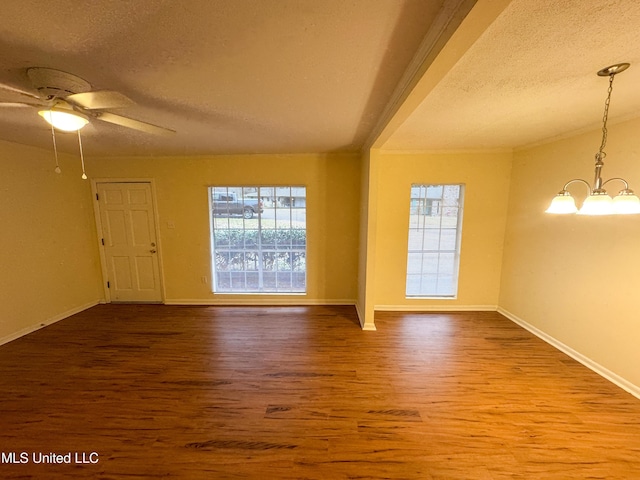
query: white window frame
[
  {"left": 405, "top": 184, "right": 464, "bottom": 298},
  {"left": 209, "top": 186, "right": 307, "bottom": 294}
]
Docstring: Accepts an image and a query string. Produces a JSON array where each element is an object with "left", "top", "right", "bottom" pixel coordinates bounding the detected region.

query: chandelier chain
[{"left": 597, "top": 73, "right": 615, "bottom": 158}]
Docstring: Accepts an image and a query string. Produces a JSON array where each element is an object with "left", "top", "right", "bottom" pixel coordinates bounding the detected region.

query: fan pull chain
[
  {"left": 77, "top": 129, "right": 88, "bottom": 180},
  {"left": 50, "top": 114, "right": 62, "bottom": 174}
]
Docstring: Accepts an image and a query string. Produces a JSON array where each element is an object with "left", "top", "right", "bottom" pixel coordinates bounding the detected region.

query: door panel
[
  {"left": 136, "top": 257, "right": 156, "bottom": 289},
  {"left": 112, "top": 256, "right": 133, "bottom": 290},
  {"left": 105, "top": 210, "right": 128, "bottom": 245},
  {"left": 131, "top": 210, "right": 153, "bottom": 245},
  {"left": 98, "top": 182, "right": 162, "bottom": 302}
]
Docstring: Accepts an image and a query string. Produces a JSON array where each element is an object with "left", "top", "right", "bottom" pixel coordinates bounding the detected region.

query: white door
[{"left": 97, "top": 182, "right": 162, "bottom": 302}]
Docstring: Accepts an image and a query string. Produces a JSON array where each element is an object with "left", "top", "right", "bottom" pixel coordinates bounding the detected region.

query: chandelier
[{"left": 546, "top": 63, "right": 640, "bottom": 215}]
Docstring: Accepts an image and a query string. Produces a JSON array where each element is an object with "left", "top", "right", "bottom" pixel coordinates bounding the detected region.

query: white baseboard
[
  {"left": 166, "top": 298, "right": 374, "bottom": 330},
  {"left": 497, "top": 307, "right": 640, "bottom": 401},
  {"left": 0, "top": 300, "right": 101, "bottom": 347},
  {"left": 375, "top": 304, "right": 497, "bottom": 312},
  {"left": 164, "top": 298, "right": 356, "bottom": 306},
  {"left": 354, "top": 302, "right": 376, "bottom": 331}
]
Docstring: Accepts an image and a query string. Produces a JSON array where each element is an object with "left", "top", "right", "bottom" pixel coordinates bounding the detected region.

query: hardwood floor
[{"left": 0, "top": 305, "right": 639, "bottom": 479}]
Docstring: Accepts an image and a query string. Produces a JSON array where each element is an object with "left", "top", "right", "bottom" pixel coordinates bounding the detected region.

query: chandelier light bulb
[
  {"left": 612, "top": 190, "right": 640, "bottom": 214},
  {"left": 577, "top": 192, "right": 614, "bottom": 215},
  {"left": 545, "top": 192, "right": 578, "bottom": 214}
]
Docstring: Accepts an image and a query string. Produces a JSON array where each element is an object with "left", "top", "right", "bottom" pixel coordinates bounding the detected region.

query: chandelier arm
[
  {"left": 561, "top": 178, "right": 592, "bottom": 194},
  {"left": 601, "top": 177, "right": 630, "bottom": 191}
]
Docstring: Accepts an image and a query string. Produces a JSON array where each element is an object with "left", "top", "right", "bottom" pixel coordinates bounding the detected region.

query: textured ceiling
[
  {"left": 1, "top": 0, "right": 639, "bottom": 157},
  {"left": 382, "top": 0, "right": 640, "bottom": 151},
  {"left": 0, "top": 0, "right": 449, "bottom": 156}
]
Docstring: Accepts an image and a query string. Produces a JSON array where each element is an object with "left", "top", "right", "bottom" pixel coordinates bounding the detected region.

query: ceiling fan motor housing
[{"left": 27, "top": 67, "right": 92, "bottom": 100}]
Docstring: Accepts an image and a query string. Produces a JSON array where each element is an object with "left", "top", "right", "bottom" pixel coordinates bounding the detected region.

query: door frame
[{"left": 91, "top": 178, "right": 166, "bottom": 303}]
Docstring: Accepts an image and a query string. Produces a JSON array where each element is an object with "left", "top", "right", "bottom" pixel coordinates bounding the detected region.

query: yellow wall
[
  {"left": 4, "top": 123, "right": 638, "bottom": 394},
  {"left": 0, "top": 140, "right": 102, "bottom": 343},
  {"left": 373, "top": 151, "right": 512, "bottom": 310},
  {"left": 86, "top": 153, "right": 360, "bottom": 304},
  {"left": 500, "top": 117, "right": 640, "bottom": 388}
]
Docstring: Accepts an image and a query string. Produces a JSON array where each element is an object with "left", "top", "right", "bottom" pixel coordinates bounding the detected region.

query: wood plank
[{"left": 0, "top": 306, "right": 639, "bottom": 479}]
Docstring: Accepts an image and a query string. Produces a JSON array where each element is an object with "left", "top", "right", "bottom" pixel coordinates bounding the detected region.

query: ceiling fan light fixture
[{"left": 38, "top": 108, "right": 89, "bottom": 132}]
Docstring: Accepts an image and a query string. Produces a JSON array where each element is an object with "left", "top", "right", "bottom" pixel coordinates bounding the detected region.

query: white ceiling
[
  {"left": 1, "top": 0, "right": 639, "bottom": 157},
  {"left": 382, "top": 0, "right": 640, "bottom": 151},
  {"left": 0, "top": 0, "right": 449, "bottom": 156}
]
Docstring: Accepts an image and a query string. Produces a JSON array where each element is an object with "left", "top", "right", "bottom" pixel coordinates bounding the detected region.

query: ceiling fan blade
[
  {"left": 95, "top": 111, "right": 175, "bottom": 136},
  {"left": 67, "top": 90, "right": 135, "bottom": 110},
  {"left": 0, "top": 82, "right": 41, "bottom": 100},
  {"left": 0, "top": 101, "right": 42, "bottom": 108}
]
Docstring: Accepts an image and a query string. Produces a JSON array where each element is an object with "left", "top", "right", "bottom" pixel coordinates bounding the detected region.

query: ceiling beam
[{"left": 366, "top": 0, "right": 512, "bottom": 150}]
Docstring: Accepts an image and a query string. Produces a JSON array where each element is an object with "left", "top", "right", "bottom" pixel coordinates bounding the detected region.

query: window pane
[
  {"left": 406, "top": 184, "right": 464, "bottom": 298},
  {"left": 421, "top": 253, "right": 440, "bottom": 274},
  {"left": 210, "top": 186, "right": 307, "bottom": 294},
  {"left": 406, "top": 253, "right": 423, "bottom": 274}
]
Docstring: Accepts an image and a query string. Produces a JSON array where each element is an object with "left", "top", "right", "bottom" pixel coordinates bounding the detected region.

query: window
[
  {"left": 406, "top": 184, "right": 464, "bottom": 298},
  {"left": 209, "top": 186, "right": 306, "bottom": 293}
]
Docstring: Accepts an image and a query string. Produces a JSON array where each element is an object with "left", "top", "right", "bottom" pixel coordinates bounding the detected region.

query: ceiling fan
[{"left": 0, "top": 67, "right": 175, "bottom": 135}]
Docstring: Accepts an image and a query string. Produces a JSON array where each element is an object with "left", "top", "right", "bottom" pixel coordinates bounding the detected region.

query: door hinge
[
  {"left": 101, "top": 238, "right": 105, "bottom": 246},
  {"left": 107, "top": 281, "right": 110, "bottom": 288},
  {"left": 96, "top": 193, "right": 99, "bottom": 201}
]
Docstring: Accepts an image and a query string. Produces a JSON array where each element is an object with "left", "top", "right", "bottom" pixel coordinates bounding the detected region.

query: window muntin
[
  {"left": 406, "top": 184, "right": 464, "bottom": 298},
  {"left": 209, "top": 186, "right": 306, "bottom": 294}
]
